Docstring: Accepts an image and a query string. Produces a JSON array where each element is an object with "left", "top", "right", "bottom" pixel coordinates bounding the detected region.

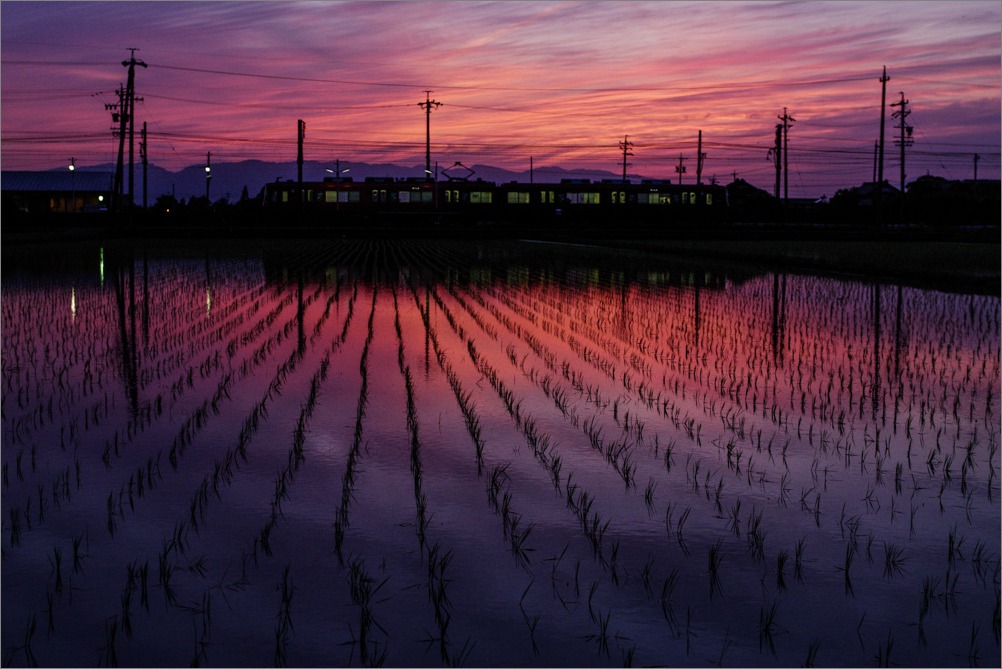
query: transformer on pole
[
  {"left": 619, "top": 135, "right": 633, "bottom": 181},
  {"left": 890, "top": 92, "right": 913, "bottom": 194}
]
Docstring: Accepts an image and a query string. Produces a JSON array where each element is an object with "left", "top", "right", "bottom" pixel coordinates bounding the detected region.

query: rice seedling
[
  {"left": 757, "top": 600, "right": 783, "bottom": 655},
  {"left": 707, "top": 539, "right": 724, "bottom": 597}
]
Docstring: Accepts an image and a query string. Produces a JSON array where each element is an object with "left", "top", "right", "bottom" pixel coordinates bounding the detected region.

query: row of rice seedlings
[
  {"left": 406, "top": 281, "right": 487, "bottom": 476},
  {"left": 393, "top": 287, "right": 433, "bottom": 553},
  {"left": 345, "top": 557, "right": 389, "bottom": 667},
  {"left": 333, "top": 286, "right": 378, "bottom": 565},
  {"left": 273, "top": 565, "right": 294, "bottom": 667}
]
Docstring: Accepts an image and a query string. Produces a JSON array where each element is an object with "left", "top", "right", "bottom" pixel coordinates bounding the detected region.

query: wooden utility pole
[
  {"left": 696, "top": 130, "right": 706, "bottom": 185},
  {"left": 297, "top": 119, "right": 305, "bottom": 204},
  {"left": 675, "top": 154, "right": 686, "bottom": 185},
  {"left": 878, "top": 67, "right": 889, "bottom": 186},
  {"left": 877, "top": 66, "right": 890, "bottom": 212},
  {"left": 778, "top": 107, "right": 795, "bottom": 203},
  {"left": 140, "top": 122, "right": 148, "bottom": 209},
  {"left": 123, "top": 48, "right": 146, "bottom": 208},
  {"left": 419, "top": 91, "right": 442, "bottom": 180},
  {"left": 890, "top": 92, "right": 912, "bottom": 194},
  {"left": 619, "top": 135, "right": 633, "bottom": 181}
]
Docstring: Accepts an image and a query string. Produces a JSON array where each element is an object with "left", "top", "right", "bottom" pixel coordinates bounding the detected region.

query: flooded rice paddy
[{"left": 2, "top": 238, "right": 999, "bottom": 667}]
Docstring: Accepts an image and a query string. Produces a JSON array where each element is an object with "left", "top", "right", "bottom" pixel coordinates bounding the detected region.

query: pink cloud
[{"left": 2, "top": 1, "right": 997, "bottom": 197}]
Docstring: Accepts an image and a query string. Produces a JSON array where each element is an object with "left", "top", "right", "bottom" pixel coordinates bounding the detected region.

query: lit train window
[
  {"left": 507, "top": 192, "right": 530, "bottom": 204},
  {"left": 471, "top": 191, "right": 493, "bottom": 204},
  {"left": 706, "top": 193, "right": 713, "bottom": 205},
  {"left": 325, "top": 191, "right": 337, "bottom": 203},
  {"left": 568, "top": 192, "right": 599, "bottom": 204}
]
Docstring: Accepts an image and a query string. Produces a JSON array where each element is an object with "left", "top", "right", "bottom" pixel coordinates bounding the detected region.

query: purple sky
[{"left": 2, "top": 1, "right": 999, "bottom": 197}]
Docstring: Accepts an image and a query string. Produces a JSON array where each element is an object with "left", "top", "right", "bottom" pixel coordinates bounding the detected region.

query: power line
[{"left": 4, "top": 58, "right": 882, "bottom": 94}]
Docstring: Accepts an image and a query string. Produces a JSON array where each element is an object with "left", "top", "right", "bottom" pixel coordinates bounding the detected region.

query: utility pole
[
  {"left": 890, "top": 92, "right": 912, "bottom": 194},
  {"left": 766, "top": 124, "right": 782, "bottom": 198},
  {"left": 778, "top": 107, "right": 795, "bottom": 204},
  {"left": 619, "top": 135, "right": 633, "bottom": 181},
  {"left": 696, "top": 130, "right": 706, "bottom": 185},
  {"left": 973, "top": 153, "right": 980, "bottom": 181},
  {"left": 122, "top": 48, "right": 147, "bottom": 209},
  {"left": 297, "top": 119, "right": 305, "bottom": 204},
  {"left": 530, "top": 156, "right": 534, "bottom": 184},
  {"left": 878, "top": 66, "right": 889, "bottom": 190},
  {"left": 140, "top": 122, "right": 148, "bottom": 209},
  {"left": 876, "top": 66, "right": 890, "bottom": 215},
  {"left": 418, "top": 91, "right": 442, "bottom": 180},
  {"left": 205, "top": 151, "right": 212, "bottom": 202},
  {"left": 675, "top": 154, "right": 687, "bottom": 185}
]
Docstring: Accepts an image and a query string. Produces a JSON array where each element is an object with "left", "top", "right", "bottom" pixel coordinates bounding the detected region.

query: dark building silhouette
[{"left": 2, "top": 170, "right": 113, "bottom": 214}]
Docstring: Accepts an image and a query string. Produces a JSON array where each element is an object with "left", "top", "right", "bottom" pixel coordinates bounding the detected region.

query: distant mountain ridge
[{"left": 72, "top": 160, "right": 650, "bottom": 203}]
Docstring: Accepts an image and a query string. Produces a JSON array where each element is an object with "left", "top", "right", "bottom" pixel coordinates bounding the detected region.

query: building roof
[{"left": 1, "top": 170, "right": 113, "bottom": 192}]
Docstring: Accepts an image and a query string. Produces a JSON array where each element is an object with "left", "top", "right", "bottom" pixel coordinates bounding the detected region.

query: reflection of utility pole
[
  {"left": 418, "top": 91, "right": 442, "bottom": 180},
  {"left": 696, "top": 130, "right": 706, "bottom": 185},
  {"left": 771, "top": 273, "right": 786, "bottom": 365},
  {"left": 619, "top": 135, "right": 633, "bottom": 181},
  {"left": 675, "top": 154, "right": 687, "bottom": 185},
  {"left": 778, "top": 107, "right": 795, "bottom": 203},
  {"left": 693, "top": 281, "right": 701, "bottom": 350},
  {"left": 890, "top": 92, "right": 912, "bottom": 194},
  {"left": 297, "top": 273, "right": 305, "bottom": 356},
  {"left": 872, "top": 284, "right": 881, "bottom": 419}
]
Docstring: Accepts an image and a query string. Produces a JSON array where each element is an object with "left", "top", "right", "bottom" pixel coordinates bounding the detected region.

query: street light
[
  {"left": 326, "top": 159, "right": 349, "bottom": 177},
  {"left": 68, "top": 158, "right": 75, "bottom": 213},
  {"left": 205, "top": 151, "right": 212, "bottom": 202}
]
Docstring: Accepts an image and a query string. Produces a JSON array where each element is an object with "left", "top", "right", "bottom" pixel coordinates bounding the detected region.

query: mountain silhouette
[{"left": 73, "top": 160, "right": 642, "bottom": 203}]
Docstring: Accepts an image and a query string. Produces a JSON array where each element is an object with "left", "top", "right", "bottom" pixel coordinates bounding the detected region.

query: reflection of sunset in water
[{"left": 2, "top": 240, "right": 998, "bottom": 667}]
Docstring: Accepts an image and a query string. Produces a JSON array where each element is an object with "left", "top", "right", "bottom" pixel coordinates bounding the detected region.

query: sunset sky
[{"left": 2, "top": 0, "right": 999, "bottom": 197}]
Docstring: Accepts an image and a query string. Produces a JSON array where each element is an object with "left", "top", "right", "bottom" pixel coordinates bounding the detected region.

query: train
[{"left": 262, "top": 175, "right": 727, "bottom": 224}]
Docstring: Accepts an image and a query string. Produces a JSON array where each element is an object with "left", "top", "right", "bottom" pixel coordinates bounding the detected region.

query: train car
[{"left": 262, "top": 174, "right": 727, "bottom": 225}]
